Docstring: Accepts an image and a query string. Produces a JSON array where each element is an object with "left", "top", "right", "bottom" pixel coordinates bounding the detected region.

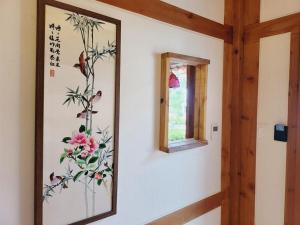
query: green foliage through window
[{"left": 168, "top": 66, "right": 187, "bottom": 142}]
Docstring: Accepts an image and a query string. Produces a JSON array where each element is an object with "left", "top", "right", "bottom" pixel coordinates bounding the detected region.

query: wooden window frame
[
  {"left": 186, "top": 65, "right": 196, "bottom": 139},
  {"left": 159, "top": 52, "right": 210, "bottom": 153}
]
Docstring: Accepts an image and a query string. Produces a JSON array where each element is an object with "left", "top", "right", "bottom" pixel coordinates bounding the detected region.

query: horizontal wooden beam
[
  {"left": 162, "top": 52, "right": 210, "bottom": 65},
  {"left": 147, "top": 192, "right": 225, "bottom": 225},
  {"left": 97, "top": 0, "right": 233, "bottom": 43},
  {"left": 244, "top": 12, "right": 300, "bottom": 42}
]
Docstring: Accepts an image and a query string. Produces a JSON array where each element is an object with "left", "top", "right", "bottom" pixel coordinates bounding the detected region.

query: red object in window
[{"left": 169, "top": 72, "right": 180, "bottom": 88}]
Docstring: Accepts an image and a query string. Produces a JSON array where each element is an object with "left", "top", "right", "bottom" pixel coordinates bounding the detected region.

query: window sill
[{"left": 161, "top": 139, "right": 208, "bottom": 153}]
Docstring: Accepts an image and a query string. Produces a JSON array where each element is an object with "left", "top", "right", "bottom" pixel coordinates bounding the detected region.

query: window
[
  {"left": 159, "top": 52, "right": 209, "bottom": 153},
  {"left": 168, "top": 65, "right": 187, "bottom": 142}
]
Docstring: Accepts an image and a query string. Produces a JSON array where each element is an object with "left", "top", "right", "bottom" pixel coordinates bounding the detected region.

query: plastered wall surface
[
  {"left": 260, "top": 0, "right": 300, "bottom": 22},
  {"left": 255, "top": 33, "right": 290, "bottom": 225},
  {"left": 185, "top": 207, "right": 221, "bottom": 225},
  {"left": 0, "top": 0, "right": 224, "bottom": 225},
  {"left": 162, "top": 0, "right": 224, "bottom": 24}
]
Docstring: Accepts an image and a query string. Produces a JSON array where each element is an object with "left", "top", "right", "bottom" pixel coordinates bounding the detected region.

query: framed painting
[{"left": 34, "top": 1, "right": 120, "bottom": 224}]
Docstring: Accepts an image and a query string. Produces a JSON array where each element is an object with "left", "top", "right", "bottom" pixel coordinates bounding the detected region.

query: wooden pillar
[
  {"left": 284, "top": 30, "right": 300, "bottom": 225},
  {"left": 222, "top": 0, "right": 245, "bottom": 224},
  {"left": 221, "top": 0, "right": 244, "bottom": 225},
  {"left": 222, "top": 0, "right": 260, "bottom": 225},
  {"left": 239, "top": 0, "right": 260, "bottom": 224}
]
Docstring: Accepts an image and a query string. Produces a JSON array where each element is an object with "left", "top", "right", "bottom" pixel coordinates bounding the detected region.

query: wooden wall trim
[
  {"left": 284, "top": 30, "right": 300, "bottom": 225},
  {"left": 96, "top": 0, "right": 233, "bottom": 43},
  {"left": 147, "top": 192, "right": 225, "bottom": 225},
  {"left": 244, "top": 12, "right": 300, "bottom": 43}
]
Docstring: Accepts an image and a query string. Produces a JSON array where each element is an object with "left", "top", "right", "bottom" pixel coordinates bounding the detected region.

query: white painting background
[{"left": 43, "top": 5, "right": 116, "bottom": 225}]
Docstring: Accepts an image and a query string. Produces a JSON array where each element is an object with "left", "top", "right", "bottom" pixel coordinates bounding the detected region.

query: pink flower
[
  {"left": 66, "top": 149, "right": 73, "bottom": 156},
  {"left": 89, "top": 137, "right": 97, "bottom": 153},
  {"left": 95, "top": 172, "right": 102, "bottom": 180},
  {"left": 80, "top": 150, "right": 89, "bottom": 158},
  {"left": 84, "top": 137, "right": 97, "bottom": 154},
  {"left": 69, "top": 133, "right": 87, "bottom": 145}
]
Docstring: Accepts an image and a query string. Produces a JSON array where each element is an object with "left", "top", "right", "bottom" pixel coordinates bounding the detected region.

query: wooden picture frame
[
  {"left": 159, "top": 52, "right": 209, "bottom": 153},
  {"left": 35, "top": 1, "right": 120, "bottom": 224}
]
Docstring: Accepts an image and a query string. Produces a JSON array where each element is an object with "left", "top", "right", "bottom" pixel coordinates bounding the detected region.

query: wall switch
[
  {"left": 210, "top": 123, "right": 219, "bottom": 140},
  {"left": 213, "top": 126, "right": 218, "bottom": 132},
  {"left": 274, "top": 124, "right": 288, "bottom": 142}
]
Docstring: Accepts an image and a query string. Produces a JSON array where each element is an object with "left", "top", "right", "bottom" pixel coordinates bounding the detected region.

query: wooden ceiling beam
[
  {"left": 244, "top": 12, "right": 300, "bottom": 42},
  {"left": 96, "top": 0, "right": 233, "bottom": 43}
]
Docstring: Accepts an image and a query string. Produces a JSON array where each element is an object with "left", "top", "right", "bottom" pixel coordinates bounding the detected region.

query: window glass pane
[{"left": 168, "top": 65, "right": 187, "bottom": 142}]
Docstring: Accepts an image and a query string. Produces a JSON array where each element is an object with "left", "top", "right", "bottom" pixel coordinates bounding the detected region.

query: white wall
[
  {"left": 255, "top": 33, "right": 290, "bottom": 225},
  {"left": 261, "top": 0, "right": 300, "bottom": 22},
  {"left": 186, "top": 207, "right": 221, "bottom": 225},
  {"left": 0, "top": 0, "right": 224, "bottom": 225},
  {"left": 162, "top": 0, "right": 224, "bottom": 24}
]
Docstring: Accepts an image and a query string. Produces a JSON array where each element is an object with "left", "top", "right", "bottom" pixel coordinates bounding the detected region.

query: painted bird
[
  {"left": 50, "top": 172, "right": 62, "bottom": 186},
  {"left": 73, "top": 51, "right": 88, "bottom": 77},
  {"left": 89, "top": 90, "right": 102, "bottom": 105},
  {"left": 76, "top": 109, "right": 98, "bottom": 119}
]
